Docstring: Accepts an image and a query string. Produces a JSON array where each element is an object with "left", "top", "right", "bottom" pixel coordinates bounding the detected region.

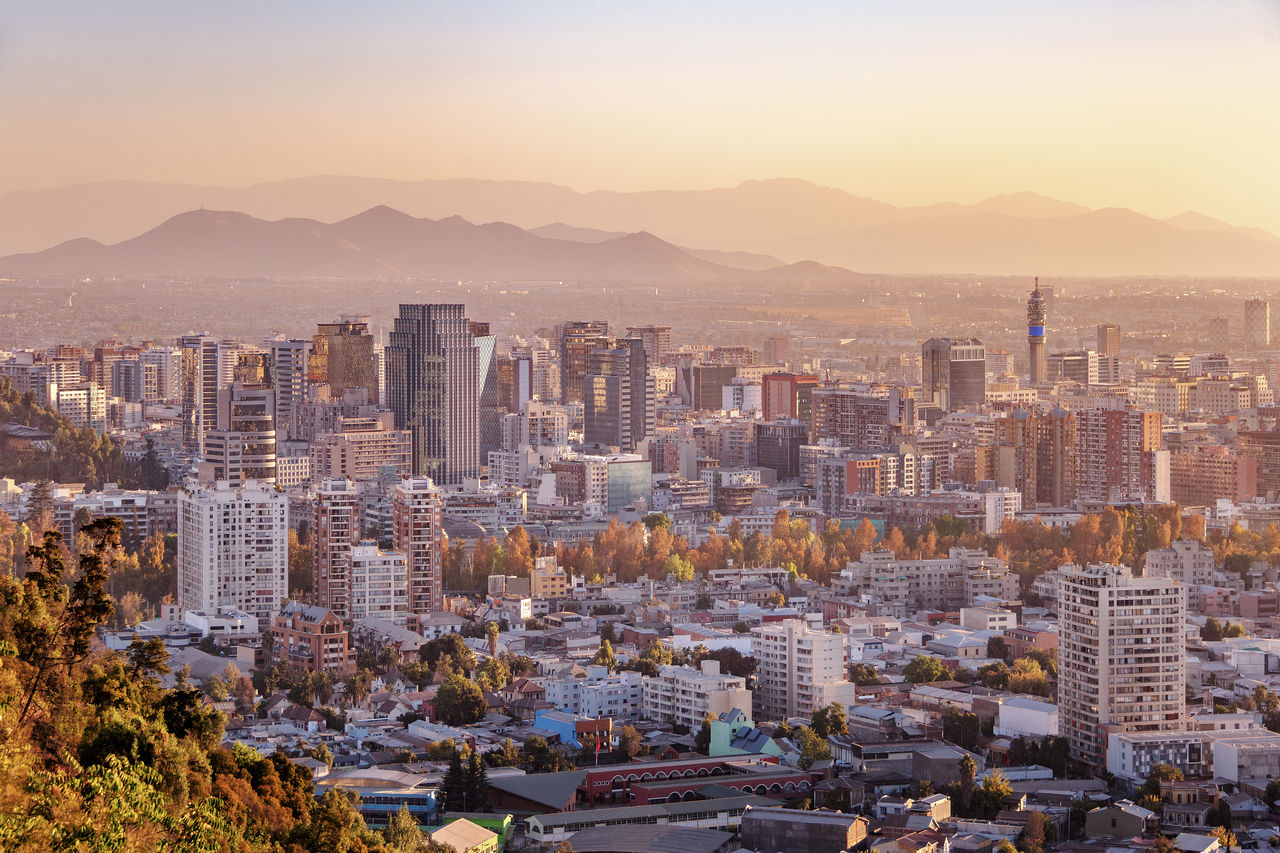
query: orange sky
[{"left": 3, "top": 1, "right": 1280, "bottom": 230}]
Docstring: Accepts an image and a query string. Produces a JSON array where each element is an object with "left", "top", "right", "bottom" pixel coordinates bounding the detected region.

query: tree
[
  {"left": 616, "top": 724, "right": 644, "bottom": 760},
  {"left": 1211, "top": 826, "right": 1238, "bottom": 853},
  {"left": 1020, "top": 810, "right": 1048, "bottom": 853},
  {"left": 811, "top": 702, "right": 848, "bottom": 740},
  {"left": 986, "top": 635, "right": 1008, "bottom": 660},
  {"left": 903, "top": 655, "right": 948, "bottom": 684},
  {"left": 848, "top": 663, "right": 881, "bottom": 686},
  {"left": 465, "top": 749, "right": 491, "bottom": 812},
  {"left": 733, "top": 621, "right": 750, "bottom": 634},
  {"left": 384, "top": 803, "right": 425, "bottom": 851},
  {"left": 971, "top": 769, "right": 1012, "bottom": 819},
  {"left": 1224, "top": 622, "right": 1245, "bottom": 639},
  {"left": 794, "top": 726, "right": 831, "bottom": 770},
  {"left": 485, "top": 738, "right": 521, "bottom": 768},
  {"left": 592, "top": 639, "right": 617, "bottom": 671},
  {"left": 1139, "top": 763, "right": 1184, "bottom": 799},
  {"left": 959, "top": 754, "right": 976, "bottom": 814},
  {"left": 1007, "top": 657, "right": 1050, "bottom": 697},
  {"left": 287, "top": 528, "right": 313, "bottom": 599},
  {"left": 694, "top": 714, "right": 714, "bottom": 754},
  {"left": 475, "top": 656, "right": 511, "bottom": 692},
  {"left": 942, "top": 708, "right": 981, "bottom": 751},
  {"left": 435, "top": 673, "right": 486, "bottom": 726},
  {"left": 1203, "top": 616, "right": 1223, "bottom": 642},
  {"left": 344, "top": 669, "right": 374, "bottom": 707},
  {"left": 486, "top": 620, "right": 500, "bottom": 657}
]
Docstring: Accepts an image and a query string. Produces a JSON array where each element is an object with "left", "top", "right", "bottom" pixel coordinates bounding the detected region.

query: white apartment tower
[
  {"left": 751, "top": 619, "right": 852, "bottom": 722},
  {"left": 350, "top": 540, "right": 409, "bottom": 625},
  {"left": 1058, "top": 563, "right": 1186, "bottom": 772},
  {"left": 315, "top": 478, "right": 361, "bottom": 618},
  {"left": 393, "top": 477, "right": 444, "bottom": 616},
  {"left": 178, "top": 480, "right": 288, "bottom": 621}
]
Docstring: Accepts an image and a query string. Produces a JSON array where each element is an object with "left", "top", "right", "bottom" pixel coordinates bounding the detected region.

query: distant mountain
[
  {"left": 0, "top": 207, "right": 855, "bottom": 282},
  {"left": 1, "top": 176, "right": 1278, "bottom": 275}
]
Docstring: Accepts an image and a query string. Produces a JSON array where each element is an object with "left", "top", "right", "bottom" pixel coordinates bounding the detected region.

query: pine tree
[
  {"left": 440, "top": 751, "right": 468, "bottom": 814},
  {"left": 466, "top": 749, "right": 490, "bottom": 812}
]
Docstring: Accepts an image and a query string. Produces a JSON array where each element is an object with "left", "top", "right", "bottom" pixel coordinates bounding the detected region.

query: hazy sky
[{"left": 3, "top": 1, "right": 1279, "bottom": 229}]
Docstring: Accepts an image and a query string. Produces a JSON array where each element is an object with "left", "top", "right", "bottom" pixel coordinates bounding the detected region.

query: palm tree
[
  {"left": 343, "top": 669, "right": 373, "bottom": 707},
  {"left": 486, "top": 621, "right": 500, "bottom": 657},
  {"left": 308, "top": 670, "right": 334, "bottom": 706}
]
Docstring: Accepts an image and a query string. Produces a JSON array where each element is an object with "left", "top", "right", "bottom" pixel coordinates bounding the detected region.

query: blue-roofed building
[{"left": 707, "top": 709, "right": 784, "bottom": 758}]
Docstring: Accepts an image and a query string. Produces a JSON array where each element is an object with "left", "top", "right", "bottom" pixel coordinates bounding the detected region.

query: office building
[
  {"left": 1058, "top": 563, "right": 1186, "bottom": 771},
  {"left": 393, "top": 477, "right": 444, "bottom": 616},
  {"left": 752, "top": 621, "right": 853, "bottom": 722},
  {"left": 1097, "top": 323, "right": 1122, "bottom": 357},
  {"left": 921, "top": 337, "right": 987, "bottom": 411},
  {"left": 310, "top": 414, "right": 412, "bottom": 482},
  {"left": 49, "top": 383, "right": 107, "bottom": 435},
  {"left": 1027, "top": 280, "right": 1047, "bottom": 383},
  {"left": 267, "top": 337, "right": 309, "bottom": 440},
  {"left": 178, "top": 480, "right": 288, "bottom": 622},
  {"left": 311, "top": 315, "right": 378, "bottom": 403},
  {"left": 315, "top": 479, "right": 361, "bottom": 618},
  {"left": 811, "top": 384, "right": 915, "bottom": 451},
  {"left": 763, "top": 336, "right": 791, "bottom": 366},
  {"left": 558, "top": 320, "right": 611, "bottom": 404},
  {"left": 179, "top": 333, "right": 222, "bottom": 451},
  {"left": 386, "top": 304, "right": 480, "bottom": 484},
  {"left": 761, "top": 373, "right": 819, "bottom": 424},
  {"left": 584, "top": 337, "right": 653, "bottom": 452},
  {"left": 203, "top": 383, "right": 277, "bottom": 485},
  {"left": 752, "top": 420, "right": 809, "bottom": 481},
  {"left": 625, "top": 325, "right": 671, "bottom": 366},
  {"left": 1245, "top": 299, "right": 1270, "bottom": 351}
]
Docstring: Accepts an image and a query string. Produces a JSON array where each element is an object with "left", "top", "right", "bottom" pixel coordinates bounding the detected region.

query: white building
[
  {"left": 1145, "top": 540, "right": 1214, "bottom": 609},
  {"left": 1211, "top": 731, "right": 1280, "bottom": 784},
  {"left": 178, "top": 480, "right": 288, "bottom": 622},
  {"left": 750, "top": 619, "right": 853, "bottom": 722},
  {"left": 349, "top": 541, "right": 408, "bottom": 625},
  {"left": 642, "top": 660, "right": 753, "bottom": 731},
  {"left": 995, "top": 697, "right": 1059, "bottom": 738},
  {"left": 544, "top": 666, "right": 643, "bottom": 719}
]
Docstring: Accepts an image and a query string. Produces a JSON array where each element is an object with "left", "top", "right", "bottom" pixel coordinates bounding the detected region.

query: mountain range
[
  {"left": 0, "top": 206, "right": 852, "bottom": 283},
  {"left": 2, "top": 177, "right": 1278, "bottom": 276}
]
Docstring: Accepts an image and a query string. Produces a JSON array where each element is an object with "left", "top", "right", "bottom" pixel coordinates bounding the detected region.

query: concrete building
[
  {"left": 49, "top": 382, "right": 107, "bottom": 434},
  {"left": 1211, "top": 731, "right": 1280, "bottom": 784},
  {"left": 270, "top": 601, "right": 350, "bottom": 673},
  {"left": 584, "top": 337, "right": 654, "bottom": 453},
  {"left": 1106, "top": 731, "right": 1210, "bottom": 786},
  {"left": 310, "top": 315, "right": 378, "bottom": 403},
  {"left": 642, "top": 660, "right": 753, "bottom": 731},
  {"left": 310, "top": 414, "right": 412, "bottom": 482},
  {"left": 1027, "top": 281, "right": 1047, "bottom": 384},
  {"left": 266, "top": 337, "right": 309, "bottom": 440},
  {"left": 1144, "top": 540, "right": 1214, "bottom": 608},
  {"left": 993, "top": 407, "right": 1075, "bottom": 507},
  {"left": 349, "top": 541, "right": 408, "bottom": 625},
  {"left": 203, "top": 383, "right": 277, "bottom": 485},
  {"left": 314, "top": 478, "right": 361, "bottom": 618},
  {"left": 751, "top": 620, "right": 851, "bottom": 722},
  {"left": 530, "top": 556, "right": 568, "bottom": 599},
  {"left": 545, "top": 666, "right": 643, "bottom": 719},
  {"left": 1058, "top": 563, "right": 1186, "bottom": 771},
  {"left": 1244, "top": 298, "right": 1270, "bottom": 351},
  {"left": 762, "top": 373, "right": 819, "bottom": 423},
  {"left": 837, "top": 548, "right": 1018, "bottom": 611},
  {"left": 1097, "top": 323, "right": 1122, "bottom": 357},
  {"left": 177, "top": 480, "right": 288, "bottom": 622},
  {"left": 179, "top": 333, "right": 222, "bottom": 452},
  {"left": 1074, "top": 406, "right": 1167, "bottom": 503},
  {"left": 393, "top": 477, "right": 444, "bottom": 616},
  {"left": 811, "top": 384, "right": 916, "bottom": 451}
]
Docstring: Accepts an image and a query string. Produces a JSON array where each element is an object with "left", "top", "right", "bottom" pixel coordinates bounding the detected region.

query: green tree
[
  {"left": 1139, "top": 763, "right": 1184, "bottom": 799},
  {"left": 1020, "top": 810, "right": 1048, "bottom": 853},
  {"left": 592, "top": 639, "right": 617, "bottom": 671},
  {"left": 794, "top": 726, "right": 831, "bottom": 770},
  {"left": 616, "top": 724, "right": 644, "bottom": 760},
  {"left": 959, "top": 753, "right": 976, "bottom": 814},
  {"left": 484, "top": 737, "right": 521, "bottom": 768},
  {"left": 694, "top": 713, "right": 715, "bottom": 754},
  {"left": 435, "top": 673, "right": 487, "bottom": 725},
  {"left": 465, "top": 749, "right": 491, "bottom": 812},
  {"left": 971, "top": 768, "right": 1012, "bottom": 819},
  {"left": 1203, "top": 616, "right": 1224, "bottom": 642},
  {"left": 811, "top": 702, "right": 848, "bottom": 739},
  {"left": 848, "top": 663, "right": 881, "bottom": 686},
  {"left": 903, "top": 655, "right": 948, "bottom": 684},
  {"left": 986, "top": 635, "right": 1008, "bottom": 660},
  {"left": 384, "top": 803, "right": 425, "bottom": 851}
]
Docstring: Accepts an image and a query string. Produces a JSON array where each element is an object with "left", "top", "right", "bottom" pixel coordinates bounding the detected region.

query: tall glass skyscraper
[{"left": 386, "top": 304, "right": 480, "bottom": 485}]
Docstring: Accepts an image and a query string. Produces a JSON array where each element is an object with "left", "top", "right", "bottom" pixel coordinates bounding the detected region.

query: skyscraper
[
  {"left": 470, "top": 322, "right": 502, "bottom": 459},
  {"left": 393, "top": 477, "right": 444, "bottom": 616},
  {"left": 1075, "top": 406, "right": 1166, "bottom": 502},
  {"left": 584, "top": 337, "right": 653, "bottom": 452},
  {"left": 921, "top": 337, "right": 987, "bottom": 410},
  {"left": 204, "top": 383, "right": 277, "bottom": 485},
  {"left": 557, "top": 320, "right": 610, "bottom": 404},
  {"left": 993, "top": 406, "right": 1076, "bottom": 507},
  {"left": 1058, "top": 563, "right": 1186, "bottom": 770},
  {"left": 267, "top": 337, "right": 309, "bottom": 441},
  {"left": 1245, "top": 298, "right": 1271, "bottom": 351},
  {"left": 178, "top": 333, "right": 222, "bottom": 452},
  {"left": 1096, "top": 323, "right": 1121, "bottom": 357},
  {"left": 311, "top": 315, "right": 378, "bottom": 403},
  {"left": 314, "top": 479, "right": 361, "bottom": 618},
  {"left": 624, "top": 325, "right": 671, "bottom": 366},
  {"left": 1027, "top": 280, "right": 1047, "bottom": 384},
  {"left": 386, "top": 304, "right": 480, "bottom": 485}
]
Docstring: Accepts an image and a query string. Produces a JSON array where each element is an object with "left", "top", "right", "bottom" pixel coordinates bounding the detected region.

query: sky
[{"left": 3, "top": 1, "right": 1280, "bottom": 230}]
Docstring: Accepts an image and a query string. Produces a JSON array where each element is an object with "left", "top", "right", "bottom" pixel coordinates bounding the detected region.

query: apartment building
[
  {"left": 642, "top": 660, "right": 753, "bottom": 731},
  {"left": 837, "top": 548, "right": 1019, "bottom": 611},
  {"left": 750, "top": 620, "right": 851, "bottom": 722},
  {"left": 1058, "top": 563, "right": 1186, "bottom": 771},
  {"left": 349, "top": 540, "right": 408, "bottom": 625}
]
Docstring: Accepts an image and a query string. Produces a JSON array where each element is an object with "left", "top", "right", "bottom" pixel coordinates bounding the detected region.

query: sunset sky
[{"left": 3, "top": 1, "right": 1279, "bottom": 230}]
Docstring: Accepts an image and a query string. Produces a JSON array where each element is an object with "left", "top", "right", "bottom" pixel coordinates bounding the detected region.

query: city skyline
[{"left": 4, "top": 2, "right": 1280, "bottom": 233}]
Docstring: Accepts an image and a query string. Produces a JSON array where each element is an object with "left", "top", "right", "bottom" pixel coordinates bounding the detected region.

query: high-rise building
[
  {"left": 386, "top": 304, "right": 480, "bottom": 484},
  {"left": 752, "top": 420, "right": 808, "bottom": 481},
  {"left": 204, "top": 384, "right": 277, "bottom": 485},
  {"left": 179, "top": 333, "right": 222, "bottom": 452},
  {"left": 1245, "top": 299, "right": 1271, "bottom": 351},
  {"left": 763, "top": 336, "right": 791, "bottom": 366},
  {"left": 178, "top": 480, "right": 288, "bottom": 622},
  {"left": 751, "top": 620, "right": 852, "bottom": 721},
  {"left": 350, "top": 540, "right": 409, "bottom": 625},
  {"left": 624, "top": 325, "right": 671, "bottom": 366},
  {"left": 1169, "top": 444, "right": 1256, "bottom": 506},
  {"left": 393, "top": 477, "right": 444, "bottom": 616},
  {"left": 993, "top": 406, "right": 1076, "bottom": 507},
  {"left": 267, "top": 337, "right": 309, "bottom": 441},
  {"left": 921, "top": 337, "right": 987, "bottom": 410},
  {"left": 310, "top": 315, "right": 378, "bottom": 403},
  {"left": 1046, "top": 350, "right": 1100, "bottom": 386},
  {"left": 558, "top": 320, "right": 611, "bottom": 404},
  {"left": 1074, "top": 407, "right": 1167, "bottom": 503},
  {"left": 811, "top": 384, "right": 916, "bottom": 451},
  {"left": 1237, "top": 430, "right": 1280, "bottom": 496},
  {"left": 1057, "top": 563, "right": 1186, "bottom": 771},
  {"left": 762, "top": 373, "right": 820, "bottom": 424},
  {"left": 314, "top": 479, "right": 361, "bottom": 618},
  {"left": 1027, "top": 280, "right": 1047, "bottom": 384},
  {"left": 1097, "top": 323, "right": 1122, "bottom": 357},
  {"left": 310, "top": 414, "right": 413, "bottom": 482},
  {"left": 1206, "top": 318, "right": 1230, "bottom": 355},
  {"left": 584, "top": 338, "right": 653, "bottom": 452}
]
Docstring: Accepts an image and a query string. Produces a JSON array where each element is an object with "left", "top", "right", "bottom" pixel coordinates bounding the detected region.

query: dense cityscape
[{"left": 2, "top": 279, "right": 1280, "bottom": 853}]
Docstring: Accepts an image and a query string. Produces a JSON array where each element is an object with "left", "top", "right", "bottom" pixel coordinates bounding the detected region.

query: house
[
  {"left": 499, "top": 677, "right": 545, "bottom": 706},
  {"left": 740, "top": 807, "right": 870, "bottom": 853},
  {"left": 1084, "top": 800, "right": 1156, "bottom": 838}
]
